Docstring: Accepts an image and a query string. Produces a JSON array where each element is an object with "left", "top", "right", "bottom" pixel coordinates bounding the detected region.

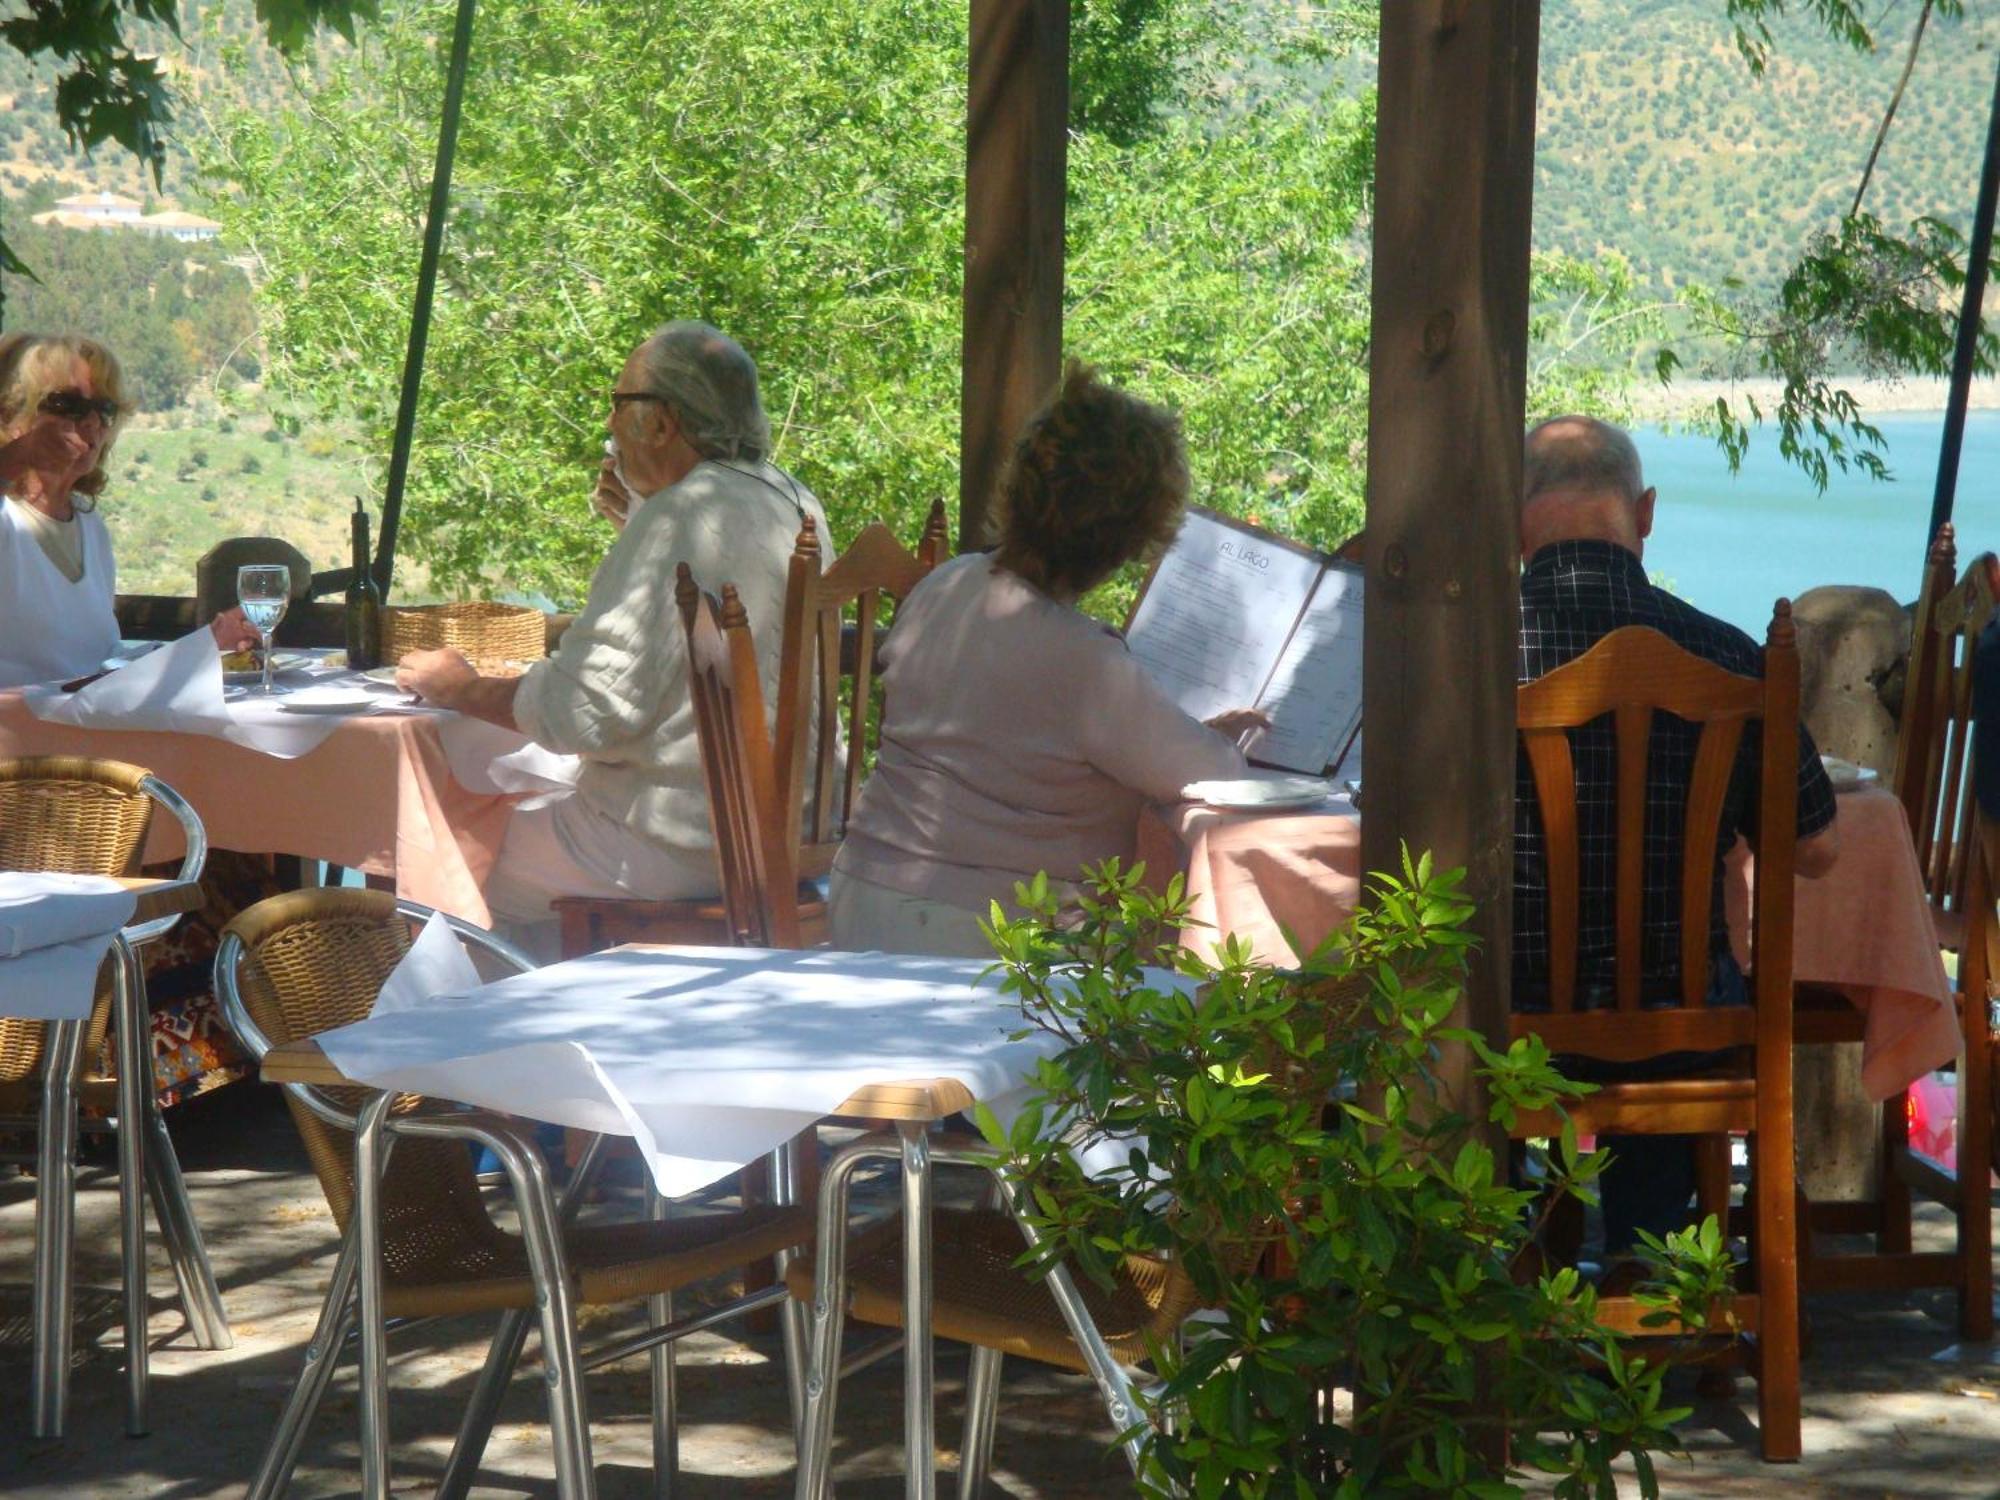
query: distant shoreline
[{"left": 1629, "top": 376, "right": 2000, "bottom": 424}]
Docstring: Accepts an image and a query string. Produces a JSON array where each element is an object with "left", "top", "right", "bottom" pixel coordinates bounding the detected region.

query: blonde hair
[
  {"left": 992, "top": 360, "right": 1190, "bottom": 597},
  {"left": 0, "top": 332, "right": 130, "bottom": 507}
]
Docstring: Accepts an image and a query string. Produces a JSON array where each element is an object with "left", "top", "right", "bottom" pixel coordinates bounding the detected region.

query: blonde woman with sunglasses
[{"left": 0, "top": 332, "right": 254, "bottom": 688}]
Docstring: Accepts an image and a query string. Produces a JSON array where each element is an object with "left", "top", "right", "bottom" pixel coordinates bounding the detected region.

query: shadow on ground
[{"left": 1, "top": 1083, "right": 1996, "bottom": 1498}]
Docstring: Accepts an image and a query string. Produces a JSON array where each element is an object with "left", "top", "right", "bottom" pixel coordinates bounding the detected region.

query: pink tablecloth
[
  {"left": 1137, "top": 783, "right": 1958, "bottom": 1101},
  {"left": 0, "top": 692, "right": 518, "bottom": 926}
]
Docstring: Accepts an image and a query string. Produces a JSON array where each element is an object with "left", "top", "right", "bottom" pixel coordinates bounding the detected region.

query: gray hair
[
  {"left": 631, "top": 320, "right": 771, "bottom": 463},
  {"left": 1523, "top": 414, "right": 1645, "bottom": 507}
]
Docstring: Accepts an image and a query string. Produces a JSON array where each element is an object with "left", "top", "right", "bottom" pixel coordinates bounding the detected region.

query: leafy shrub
[{"left": 978, "top": 855, "right": 1732, "bottom": 1498}]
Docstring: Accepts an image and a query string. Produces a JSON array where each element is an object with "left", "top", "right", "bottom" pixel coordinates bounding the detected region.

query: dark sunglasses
[{"left": 40, "top": 389, "right": 122, "bottom": 424}]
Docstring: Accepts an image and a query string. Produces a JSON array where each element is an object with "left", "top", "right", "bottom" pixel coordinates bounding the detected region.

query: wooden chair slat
[
  {"left": 1678, "top": 716, "right": 1744, "bottom": 1009},
  {"left": 1521, "top": 728, "right": 1579, "bottom": 1013},
  {"left": 1614, "top": 702, "right": 1650, "bottom": 1012}
]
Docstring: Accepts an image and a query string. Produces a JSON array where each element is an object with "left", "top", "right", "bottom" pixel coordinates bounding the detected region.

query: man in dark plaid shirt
[{"left": 1515, "top": 416, "right": 1840, "bottom": 1265}]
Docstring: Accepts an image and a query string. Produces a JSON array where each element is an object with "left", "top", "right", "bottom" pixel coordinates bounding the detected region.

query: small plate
[
  {"left": 1820, "top": 755, "right": 1879, "bottom": 794},
  {"left": 1181, "top": 775, "right": 1340, "bottom": 811},
  {"left": 359, "top": 666, "right": 403, "bottom": 687},
  {"left": 277, "top": 686, "right": 377, "bottom": 715}
]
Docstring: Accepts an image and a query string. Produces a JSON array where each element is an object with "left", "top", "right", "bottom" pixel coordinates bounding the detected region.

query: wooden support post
[
  {"left": 1362, "top": 2, "right": 1542, "bottom": 1094},
  {"left": 959, "top": 0, "right": 1067, "bottom": 552}
]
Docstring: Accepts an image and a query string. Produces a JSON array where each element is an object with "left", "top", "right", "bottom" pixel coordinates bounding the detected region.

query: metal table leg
[
  {"left": 352, "top": 1091, "right": 397, "bottom": 1500},
  {"left": 898, "top": 1123, "right": 935, "bottom": 1500},
  {"left": 30, "top": 1017, "right": 85, "bottom": 1439},
  {"left": 112, "top": 936, "right": 151, "bottom": 1436},
  {"left": 793, "top": 1143, "right": 880, "bottom": 1500}
]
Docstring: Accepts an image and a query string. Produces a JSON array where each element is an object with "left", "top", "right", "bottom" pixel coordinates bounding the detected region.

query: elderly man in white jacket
[{"left": 398, "top": 321, "right": 830, "bottom": 948}]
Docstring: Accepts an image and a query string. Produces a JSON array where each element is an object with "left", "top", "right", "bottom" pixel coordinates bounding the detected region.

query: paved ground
[{"left": 3, "top": 1084, "right": 1998, "bottom": 1499}]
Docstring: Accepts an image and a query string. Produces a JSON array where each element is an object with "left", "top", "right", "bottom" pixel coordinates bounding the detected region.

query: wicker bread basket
[{"left": 383, "top": 602, "right": 545, "bottom": 674}]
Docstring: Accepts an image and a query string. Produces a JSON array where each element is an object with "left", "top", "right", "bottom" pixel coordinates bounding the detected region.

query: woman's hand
[
  {"left": 1204, "top": 707, "right": 1272, "bottom": 744},
  {"left": 592, "top": 459, "right": 631, "bottom": 531},
  {"left": 209, "top": 607, "right": 260, "bottom": 652},
  {"left": 396, "top": 647, "right": 479, "bottom": 708}
]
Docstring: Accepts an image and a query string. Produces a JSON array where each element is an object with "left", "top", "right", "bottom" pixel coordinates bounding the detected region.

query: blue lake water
[{"left": 1634, "top": 412, "right": 2000, "bottom": 634}]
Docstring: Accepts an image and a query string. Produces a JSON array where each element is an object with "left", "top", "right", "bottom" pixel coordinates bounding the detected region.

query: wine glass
[{"left": 237, "top": 564, "right": 292, "bottom": 697}]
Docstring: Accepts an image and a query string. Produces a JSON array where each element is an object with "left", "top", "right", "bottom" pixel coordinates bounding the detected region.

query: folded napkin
[
  {"left": 0, "top": 872, "right": 136, "bottom": 1021},
  {"left": 25, "top": 628, "right": 353, "bottom": 758},
  {"left": 373, "top": 909, "right": 484, "bottom": 1018},
  {"left": 439, "top": 716, "right": 582, "bottom": 809}
]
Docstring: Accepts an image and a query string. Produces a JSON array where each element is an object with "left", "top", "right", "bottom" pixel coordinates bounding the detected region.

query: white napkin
[
  {"left": 373, "top": 910, "right": 484, "bottom": 1017},
  {"left": 439, "top": 716, "right": 582, "bottom": 809},
  {"left": 0, "top": 872, "right": 135, "bottom": 1021},
  {"left": 24, "top": 628, "right": 356, "bottom": 759}
]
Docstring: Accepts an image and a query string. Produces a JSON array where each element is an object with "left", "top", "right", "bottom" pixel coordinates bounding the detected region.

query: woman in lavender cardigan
[{"left": 830, "top": 362, "right": 1262, "bottom": 958}]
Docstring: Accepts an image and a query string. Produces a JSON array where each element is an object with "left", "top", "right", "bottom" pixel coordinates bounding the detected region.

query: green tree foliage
[
  {"left": 0, "top": 222, "right": 259, "bottom": 406},
  {"left": 206, "top": 0, "right": 1392, "bottom": 606},
  {"left": 977, "top": 855, "right": 1734, "bottom": 1497}
]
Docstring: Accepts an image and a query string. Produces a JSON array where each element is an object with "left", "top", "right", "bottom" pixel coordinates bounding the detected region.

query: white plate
[
  {"left": 1819, "top": 755, "right": 1879, "bottom": 794},
  {"left": 1181, "top": 775, "right": 1341, "bottom": 811},
  {"left": 277, "top": 686, "right": 377, "bottom": 715},
  {"left": 359, "top": 666, "right": 403, "bottom": 687}
]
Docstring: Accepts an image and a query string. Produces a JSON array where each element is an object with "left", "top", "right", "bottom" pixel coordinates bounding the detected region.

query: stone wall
[{"left": 1793, "top": 584, "right": 1912, "bottom": 773}]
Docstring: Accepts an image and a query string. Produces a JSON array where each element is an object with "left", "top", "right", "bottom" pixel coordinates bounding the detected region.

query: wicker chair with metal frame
[
  {"left": 0, "top": 754, "right": 232, "bottom": 1439},
  {"left": 670, "top": 574, "right": 1210, "bottom": 1494},
  {"left": 213, "top": 887, "right": 815, "bottom": 1500}
]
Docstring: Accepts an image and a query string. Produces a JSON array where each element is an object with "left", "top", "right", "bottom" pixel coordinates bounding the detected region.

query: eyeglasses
[
  {"left": 40, "top": 390, "right": 122, "bottom": 424},
  {"left": 611, "top": 391, "right": 669, "bottom": 410}
]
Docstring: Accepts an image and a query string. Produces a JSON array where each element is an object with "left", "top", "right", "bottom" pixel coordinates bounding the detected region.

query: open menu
[{"left": 1124, "top": 508, "right": 1362, "bottom": 776}]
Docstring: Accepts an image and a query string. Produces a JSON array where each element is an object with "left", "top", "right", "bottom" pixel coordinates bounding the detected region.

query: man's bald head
[{"left": 1520, "top": 414, "right": 1656, "bottom": 560}]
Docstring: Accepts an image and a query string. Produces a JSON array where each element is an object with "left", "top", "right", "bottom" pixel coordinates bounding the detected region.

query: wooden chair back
[
  {"left": 1891, "top": 533, "right": 2000, "bottom": 920},
  {"left": 676, "top": 565, "right": 802, "bottom": 948},
  {"left": 194, "top": 536, "right": 312, "bottom": 624},
  {"left": 773, "top": 499, "right": 947, "bottom": 880},
  {"left": 1513, "top": 606, "right": 1801, "bottom": 1063}
]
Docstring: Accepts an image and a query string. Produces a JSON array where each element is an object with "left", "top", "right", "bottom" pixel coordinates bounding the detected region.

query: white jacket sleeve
[
  {"left": 1076, "top": 638, "right": 1248, "bottom": 799},
  {"left": 513, "top": 503, "right": 688, "bottom": 756}
]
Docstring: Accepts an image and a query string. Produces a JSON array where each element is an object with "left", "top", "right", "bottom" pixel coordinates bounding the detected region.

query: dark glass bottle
[{"left": 345, "top": 499, "right": 384, "bottom": 670}]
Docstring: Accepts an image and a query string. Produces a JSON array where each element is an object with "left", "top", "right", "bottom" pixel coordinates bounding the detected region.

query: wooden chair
[
  {"left": 777, "top": 500, "right": 949, "bottom": 890},
  {"left": 1512, "top": 609, "right": 1804, "bottom": 1463},
  {"left": 1787, "top": 534, "right": 1997, "bottom": 1338},
  {"left": 194, "top": 535, "right": 312, "bottom": 625},
  {"left": 214, "top": 888, "right": 813, "bottom": 1500},
  {"left": 549, "top": 499, "right": 947, "bottom": 957},
  {"left": 0, "top": 755, "right": 232, "bottom": 1436}
]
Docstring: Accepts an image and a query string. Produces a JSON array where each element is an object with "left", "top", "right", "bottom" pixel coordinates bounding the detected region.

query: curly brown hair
[{"left": 991, "top": 360, "right": 1190, "bottom": 598}]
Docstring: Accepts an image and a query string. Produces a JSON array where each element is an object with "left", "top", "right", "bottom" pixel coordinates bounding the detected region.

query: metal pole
[
  {"left": 372, "top": 0, "right": 478, "bottom": 598},
  {"left": 1927, "top": 56, "right": 2000, "bottom": 550}
]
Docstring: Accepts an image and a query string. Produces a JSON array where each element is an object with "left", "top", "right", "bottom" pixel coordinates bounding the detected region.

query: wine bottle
[{"left": 345, "top": 498, "right": 384, "bottom": 670}]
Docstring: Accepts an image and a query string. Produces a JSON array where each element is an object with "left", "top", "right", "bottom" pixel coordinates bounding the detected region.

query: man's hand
[
  {"left": 209, "top": 607, "right": 260, "bottom": 652},
  {"left": 396, "top": 646, "right": 479, "bottom": 708},
  {"left": 1204, "top": 707, "right": 1273, "bottom": 744},
  {"left": 592, "top": 459, "right": 631, "bottom": 531}
]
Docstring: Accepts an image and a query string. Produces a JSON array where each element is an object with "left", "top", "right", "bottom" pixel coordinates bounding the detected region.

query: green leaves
[{"left": 977, "top": 849, "right": 1725, "bottom": 1494}]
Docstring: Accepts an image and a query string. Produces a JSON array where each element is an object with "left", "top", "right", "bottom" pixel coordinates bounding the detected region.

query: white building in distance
[{"left": 32, "top": 189, "right": 222, "bottom": 243}]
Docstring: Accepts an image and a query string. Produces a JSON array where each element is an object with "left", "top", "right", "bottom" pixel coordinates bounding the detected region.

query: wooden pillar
[
  {"left": 1362, "top": 2, "right": 1541, "bottom": 1079},
  {"left": 959, "top": 0, "right": 1068, "bottom": 552}
]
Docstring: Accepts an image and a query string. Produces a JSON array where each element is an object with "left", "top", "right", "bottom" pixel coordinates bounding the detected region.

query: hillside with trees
[{"left": 0, "top": 0, "right": 1991, "bottom": 600}]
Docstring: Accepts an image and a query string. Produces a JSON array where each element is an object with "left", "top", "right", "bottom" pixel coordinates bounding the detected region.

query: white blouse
[{"left": 0, "top": 498, "right": 119, "bottom": 689}]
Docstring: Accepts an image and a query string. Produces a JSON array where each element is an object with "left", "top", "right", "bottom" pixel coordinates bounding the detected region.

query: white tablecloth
[
  {"left": 0, "top": 873, "right": 135, "bottom": 1021},
  {"left": 318, "top": 945, "right": 1071, "bottom": 1197}
]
